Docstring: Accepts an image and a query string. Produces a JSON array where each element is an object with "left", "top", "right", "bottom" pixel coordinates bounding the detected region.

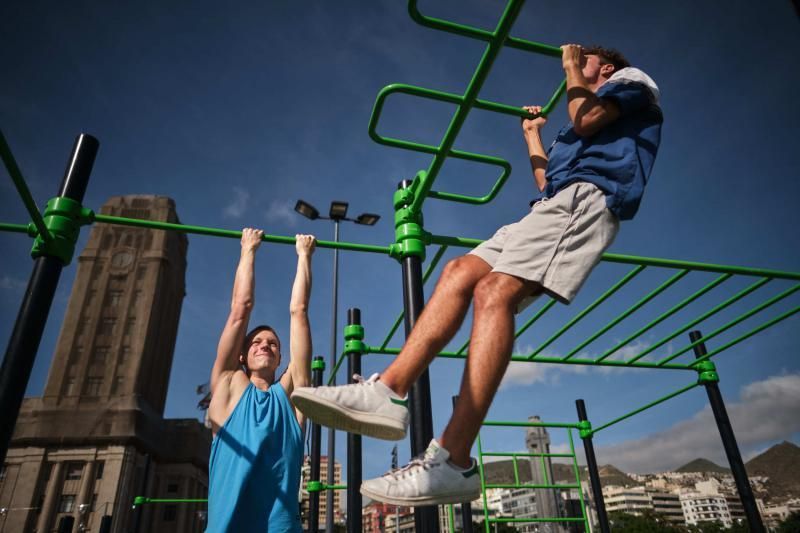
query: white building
[{"left": 680, "top": 492, "right": 732, "bottom": 527}]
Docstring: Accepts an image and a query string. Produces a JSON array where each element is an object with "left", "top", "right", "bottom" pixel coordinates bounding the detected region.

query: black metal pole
[
  {"left": 132, "top": 453, "right": 152, "bottom": 533},
  {"left": 453, "top": 396, "right": 473, "bottom": 533},
  {"left": 309, "top": 355, "right": 325, "bottom": 533},
  {"left": 689, "top": 331, "right": 765, "bottom": 533},
  {"left": 57, "top": 515, "right": 75, "bottom": 533},
  {"left": 326, "top": 219, "right": 340, "bottom": 533},
  {"left": 575, "top": 400, "right": 610, "bottom": 533},
  {"left": 398, "top": 180, "right": 439, "bottom": 533},
  {"left": 346, "top": 309, "right": 362, "bottom": 533},
  {"left": 0, "top": 134, "right": 98, "bottom": 465},
  {"left": 98, "top": 515, "right": 112, "bottom": 533}
]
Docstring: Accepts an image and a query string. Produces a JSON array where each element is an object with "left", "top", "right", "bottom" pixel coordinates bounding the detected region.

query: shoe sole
[
  {"left": 360, "top": 484, "right": 481, "bottom": 506},
  {"left": 291, "top": 389, "right": 407, "bottom": 441}
]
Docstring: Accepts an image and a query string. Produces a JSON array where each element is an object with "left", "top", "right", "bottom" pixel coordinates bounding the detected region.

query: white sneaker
[
  {"left": 360, "top": 439, "right": 481, "bottom": 506},
  {"left": 291, "top": 373, "right": 409, "bottom": 440}
]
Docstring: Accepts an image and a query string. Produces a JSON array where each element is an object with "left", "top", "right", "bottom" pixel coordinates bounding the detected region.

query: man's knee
[
  {"left": 473, "top": 273, "right": 530, "bottom": 311},
  {"left": 440, "top": 255, "right": 489, "bottom": 291}
]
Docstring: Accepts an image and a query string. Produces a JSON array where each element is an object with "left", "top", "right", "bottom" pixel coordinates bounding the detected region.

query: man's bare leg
[
  {"left": 380, "top": 254, "right": 492, "bottom": 397},
  {"left": 439, "top": 271, "right": 539, "bottom": 467}
]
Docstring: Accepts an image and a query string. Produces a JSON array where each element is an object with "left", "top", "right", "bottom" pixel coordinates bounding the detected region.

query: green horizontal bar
[
  {"left": 591, "top": 381, "right": 701, "bottom": 435},
  {"left": 564, "top": 269, "right": 689, "bottom": 360},
  {"left": 482, "top": 420, "right": 579, "bottom": 430},
  {"left": 93, "top": 214, "right": 391, "bottom": 255},
  {"left": 690, "top": 304, "right": 800, "bottom": 367},
  {"left": 596, "top": 273, "right": 732, "bottom": 363},
  {"left": 380, "top": 245, "right": 448, "bottom": 350},
  {"left": 0, "top": 130, "right": 51, "bottom": 242},
  {"left": 657, "top": 283, "right": 800, "bottom": 366},
  {"left": 368, "top": 346, "right": 694, "bottom": 370},
  {"left": 485, "top": 483, "right": 580, "bottom": 490},
  {"left": 0, "top": 222, "right": 33, "bottom": 235},
  {"left": 134, "top": 498, "right": 207, "bottom": 505},
  {"left": 533, "top": 265, "right": 646, "bottom": 360},
  {"left": 423, "top": 235, "right": 800, "bottom": 281},
  {"left": 627, "top": 277, "right": 771, "bottom": 365},
  {"left": 481, "top": 452, "right": 575, "bottom": 459},
  {"left": 407, "top": 0, "right": 563, "bottom": 57},
  {"left": 489, "top": 517, "right": 586, "bottom": 523}
]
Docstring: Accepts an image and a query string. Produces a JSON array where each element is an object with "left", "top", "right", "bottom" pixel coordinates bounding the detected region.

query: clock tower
[{"left": 4, "top": 196, "right": 210, "bottom": 533}]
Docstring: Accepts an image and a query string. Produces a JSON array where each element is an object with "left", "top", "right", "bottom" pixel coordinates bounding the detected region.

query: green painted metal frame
[{"left": 476, "top": 421, "right": 590, "bottom": 532}]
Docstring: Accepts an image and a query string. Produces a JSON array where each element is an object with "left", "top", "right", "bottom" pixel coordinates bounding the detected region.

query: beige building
[
  {"left": 1, "top": 196, "right": 211, "bottom": 533},
  {"left": 300, "top": 455, "right": 343, "bottom": 528}
]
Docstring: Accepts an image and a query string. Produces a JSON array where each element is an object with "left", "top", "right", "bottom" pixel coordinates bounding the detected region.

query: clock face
[{"left": 111, "top": 251, "right": 134, "bottom": 268}]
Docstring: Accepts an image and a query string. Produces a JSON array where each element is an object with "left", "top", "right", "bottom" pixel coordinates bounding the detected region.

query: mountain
[
  {"left": 745, "top": 441, "right": 800, "bottom": 500},
  {"left": 675, "top": 458, "right": 731, "bottom": 474},
  {"left": 482, "top": 460, "right": 640, "bottom": 488}
]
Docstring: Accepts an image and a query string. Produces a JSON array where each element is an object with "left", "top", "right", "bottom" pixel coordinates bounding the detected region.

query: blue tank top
[{"left": 207, "top": 382, "right": 303, "bottom": 532}]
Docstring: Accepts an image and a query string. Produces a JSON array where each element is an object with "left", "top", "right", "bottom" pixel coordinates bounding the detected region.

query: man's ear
[{"left": 600, "top": 63, "right": 616, "bottom": 79}]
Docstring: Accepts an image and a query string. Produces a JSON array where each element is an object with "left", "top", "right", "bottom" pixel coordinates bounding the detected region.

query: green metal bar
[
  {"left": 590, "top": 381, "right": 701, "bottom": 435},
  {"left": 0, "top": 130, "right": 51, "bottom": 241},
  {"left": 409, "top": 0, "right": 525, "bottom": 215},
  {"left": 93, "top": 214, "right": 391, "bottom": 255},
  {"left": 0, "top": 222, "right": 34, "bottom": 235},
  {"left": 476, "top": 433, "right": 491, "bottom": 533},
  {"left": 133, "top": 497, "right": 207, "bottom": 505},
  {"left": 368, "top": 346, "right": 694, "bottom": 370},
  {"left": 658, "top": 283, "right": 800, "bottom": 366},
  {"left": 482, "top": 420, "right": 579, "bottom": 430},
  {"left": 489, "top": 517, "right": 586, "bottom": 523},
  {"left": 563, "top": 269, "right": 689, "bottom": 360},
  {"left": 407, "top": 0, "right": 563, "bottom": 58},
  {"left": 540, "top": 453, "right": 549, "bottom": 484},
  {"left": 690, "top": 304, "right": 800, "bottom": 367},
  {"left": 596, "top": 273, "right": 732, "bottom": 363},
  {"left": 567, "top": 429, "right": 592, "bottom": 532},
  {"left": 379, "top": 245, "right": 448, "bottom": 350},
  {"left": 626, "top": 277, "right": 772, "bottom": 365},
  {"left": 512, "top": 454, "right": 520, "bottom": 485},
  {"left": 485, "top": 483, "right": 580, "bottom": 490},
  {"left": 531, "top": 265, "right": 646, "bottom": 360},
  {"left": 481, "top": 452, "right": 575, "bottom": 459},
  {"left": 326, "top": 351, "right": 348, "bottom": 386},
  {"left": 424, "top": 235, "right": 800, "bottom": 281}
]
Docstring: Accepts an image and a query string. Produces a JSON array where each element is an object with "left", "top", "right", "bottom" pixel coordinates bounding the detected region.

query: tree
[
  {"left": 607, "top": 511, "right": 682, "bottom": 532},
  {"left": 777, "top": 511, "right": 800, "bottom": 533}
]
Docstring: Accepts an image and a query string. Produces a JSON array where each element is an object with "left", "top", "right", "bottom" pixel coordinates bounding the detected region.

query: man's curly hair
[{"left": 582, "top": 45, "right": 630, "bottom": 73}]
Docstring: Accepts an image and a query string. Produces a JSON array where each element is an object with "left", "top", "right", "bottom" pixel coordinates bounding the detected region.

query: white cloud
[
  {"left": 0, "top": 275, "right": 26, "bottom": 291},
  {"left": 591, "top": 373, "right": 800, "bottom": 473},
  {"left": 222, "top": 187, "right": 248, "bottom": 219},
  {"left": 265, "top": 200, "right": 298, "bottom": 228}
]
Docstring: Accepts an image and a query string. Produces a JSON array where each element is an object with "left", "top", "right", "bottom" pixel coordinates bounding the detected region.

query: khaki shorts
[{"left": 469, "top": 181, "right": 619, "bottom": 309}]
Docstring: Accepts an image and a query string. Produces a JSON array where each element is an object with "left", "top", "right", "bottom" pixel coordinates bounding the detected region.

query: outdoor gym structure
[{"left": 2, "top": 1, "right": 799, "bottom": 532}]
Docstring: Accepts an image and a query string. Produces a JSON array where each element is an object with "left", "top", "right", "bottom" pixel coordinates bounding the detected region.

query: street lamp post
[{"left": 294, "top": 199, "right": 379, "bottom": 533}]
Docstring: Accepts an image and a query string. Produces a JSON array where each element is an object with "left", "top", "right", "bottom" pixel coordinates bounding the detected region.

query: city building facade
[{"left": 1, "top": 196, "right": 210, "bottom": 533}]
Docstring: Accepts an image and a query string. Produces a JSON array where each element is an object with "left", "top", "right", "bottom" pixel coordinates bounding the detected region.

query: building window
[
  {"left": 124, "top": 317, "right": 136, "bottom": 337},
  {"left": 110, "top": 376, "right": 125, "bottom": 395},
  {"left": 58, "top": 495, "right": 76, "bottom": 513},
  {"left": 95, "top": 461, "right": 104, "bottom": 480},
  {"left": 120, "top": 346, "right": 131, "bottom": 365},
  {"left": 107, "top": 290, "right": 123, "bottom": 307},
  {"left": 0, "top": 465, "right": 6, "bottom": 482},
  {"left": 84, "top": 377, "right": 103, "bottom": 397},
  {"left": 98, "top": 317, "right": 116, "bottom": 336},
  {"left": 92, "top": 346, "right": 109, "bottom": 365},
  {"left": 163, "top": 504, "right": 177, "bottom": 522},
  {"left": 65, "top": 377, "right": 77, "bottom": 396},
  {"left": 167, "top": 482, "right": 179, "bottom": 494},
  {"left": 65, "top": 463, "right": 84, "bottom": 480}
]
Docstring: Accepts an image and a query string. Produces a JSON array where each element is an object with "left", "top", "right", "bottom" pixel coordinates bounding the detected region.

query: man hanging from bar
[
  {"left": 206, "top": 228, "right": 316, "bottom": 531},
  {"left": 292, "top": 44, "right": 663, "bottom": 505}
]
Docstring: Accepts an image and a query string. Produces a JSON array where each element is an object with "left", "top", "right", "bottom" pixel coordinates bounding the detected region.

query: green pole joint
[
  {"left": 577, "top": 420, "right": 593, "bottom": 439},
  {"left": 311, "top": 359, "right": 326, "bottom": 371},
  {"left": 133, "top": 496, "right": 148, "bottom": 507},
  {"left": 344, "top": 323, "right": 367, "bottom": 354},
  {"left": 694, "top": 360, "right": 719, "bottom": 384},
  {"left": 30, "top": 197, "right": 95, "bottom": 265},
  {"left": 306, "top": 481, "right": 323, "bottom": 493}
]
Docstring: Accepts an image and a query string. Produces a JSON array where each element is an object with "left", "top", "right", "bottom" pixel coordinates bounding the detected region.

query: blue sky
[{"left": 2, "top": 0, "right": 799, "bottom": 485}]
